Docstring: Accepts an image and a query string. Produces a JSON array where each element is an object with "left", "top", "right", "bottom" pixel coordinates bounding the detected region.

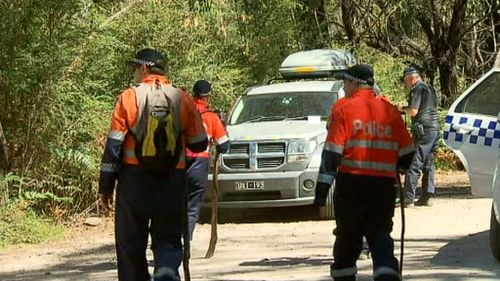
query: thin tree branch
[
  {"left": 62, "top": 0, "right": 146, "bottom": 80},
  {"left": 458, "top": 1, "right": 500, "bottom": 42}
]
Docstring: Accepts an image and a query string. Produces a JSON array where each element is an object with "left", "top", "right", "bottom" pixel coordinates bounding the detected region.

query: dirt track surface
[{"left": 1, "top": 171, "right": 499, "bottom": 281}]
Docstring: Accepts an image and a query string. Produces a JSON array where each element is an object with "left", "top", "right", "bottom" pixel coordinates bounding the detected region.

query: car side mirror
[{"left": 497, "top": 111, "right": 500, "bottom": 124}]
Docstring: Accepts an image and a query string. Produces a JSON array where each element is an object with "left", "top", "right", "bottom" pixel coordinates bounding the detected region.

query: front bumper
[{"left": 204, "top": 169, "right": 319, "bottom": 208}]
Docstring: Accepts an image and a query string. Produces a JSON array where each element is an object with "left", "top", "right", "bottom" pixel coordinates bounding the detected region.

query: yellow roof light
[{"left": 294, "top": 66, "right": 315, "bottom": 73}]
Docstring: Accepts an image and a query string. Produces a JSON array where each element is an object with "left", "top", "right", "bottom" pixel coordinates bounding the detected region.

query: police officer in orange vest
[
  {"left": 185, "top": 80, "right": 230, "bottom": 239},
  {"left": 99, "top": 48, "right": 208, "bottom": 281},
  {"left": 314, "top": 64, "right": 415, "bottom": 281}
]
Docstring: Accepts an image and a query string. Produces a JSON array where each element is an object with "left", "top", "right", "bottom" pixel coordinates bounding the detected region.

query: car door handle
[{"left": 451, "top": 124, "right": 474, "bottom": 134}]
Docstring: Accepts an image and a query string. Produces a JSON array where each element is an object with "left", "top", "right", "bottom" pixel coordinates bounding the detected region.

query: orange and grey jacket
[
  {"left": 99, "top": 74, "right": 208, "bottom": 194},
  {"left": 317, "top": 88, "right": 415, "bottom": 186},
  {"left": 186, "top": 98, "right": 229, "bottom": 158}
]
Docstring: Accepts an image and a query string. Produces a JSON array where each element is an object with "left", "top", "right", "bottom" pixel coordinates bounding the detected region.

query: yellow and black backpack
[{"left": 131, "top": 81, "right": 182, "bottom": 174}]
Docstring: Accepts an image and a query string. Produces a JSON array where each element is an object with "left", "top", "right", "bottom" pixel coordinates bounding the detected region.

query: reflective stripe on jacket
[{"left": 324, "top": 88, "right": 414, "bottom": 178}]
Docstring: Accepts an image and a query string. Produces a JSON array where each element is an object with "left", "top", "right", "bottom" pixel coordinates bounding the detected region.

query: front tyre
[
  {"left": 490, "top": 203, "right": 500, "bottom": 261},
  {"left": 319, "top": 186, "right": 334, "bottom": 220}
]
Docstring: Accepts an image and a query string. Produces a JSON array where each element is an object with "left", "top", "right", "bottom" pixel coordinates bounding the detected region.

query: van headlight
[{"left": 288, "top": 140, "right": 316, "bottom": 162}]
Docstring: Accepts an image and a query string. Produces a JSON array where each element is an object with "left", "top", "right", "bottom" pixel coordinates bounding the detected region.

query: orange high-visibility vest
[
  {"left": 325, "top": 88, "right": 413, "bottom": 178},
  {"left": 186, "top": 99, "right": 228, "bottom": 158},
  {"left": 105, "top": 74, "right": 206, "bottom": 169}
]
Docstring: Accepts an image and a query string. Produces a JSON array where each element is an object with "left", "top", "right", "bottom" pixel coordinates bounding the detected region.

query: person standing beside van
[
  {"left": 397, "top": 66, "right": 440, "bottom": 207},
  {"left": 185, "top": 80, "right": 230, "bottom": 240}
]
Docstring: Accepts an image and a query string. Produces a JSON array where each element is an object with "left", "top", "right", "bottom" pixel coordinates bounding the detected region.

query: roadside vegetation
[
  {"left": 0, "top": 201, "right": 65, "bottom": 249},
  {"left": 0, "top": 0, "right": 496, "bottom": 247}
]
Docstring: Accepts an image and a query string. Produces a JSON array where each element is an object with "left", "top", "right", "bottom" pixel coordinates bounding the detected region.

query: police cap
[
  {"left": 402, "top": 66, "right": 419, "bottom": 79},
  {"left": 337, "top": 64, "right": 375, "bottom": 86},
  {"left": 130, "top": 48, "right": 167, "bottom": 74},
  {"left": 193, "top": 80, "right": 212, "bottom": 97}
]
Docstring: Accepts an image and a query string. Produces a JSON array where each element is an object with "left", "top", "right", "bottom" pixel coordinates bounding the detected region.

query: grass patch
[{"left": 0, "top": 202, "right": 65, "bottom": 249}]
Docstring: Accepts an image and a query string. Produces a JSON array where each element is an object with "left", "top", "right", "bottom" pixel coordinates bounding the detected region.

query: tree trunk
[
  {"left": 341, "top": 0, "right": 357, "bottom": 43},
  {"left": 415, "top": 0, "right": 468, "bottom": 100},
  {"left": 298, "top": 0, "right": 328, "bottom": 49},
  {"left": 438, "top": 58, "right": 459, "bottom": 106},
  {"left": 0, "top": 120, "right": 7, "bottom": 171}
]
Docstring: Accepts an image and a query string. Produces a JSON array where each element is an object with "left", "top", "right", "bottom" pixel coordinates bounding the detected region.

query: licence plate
[{"left": 234, "top": 180, "right": 265, "bottom": 191}]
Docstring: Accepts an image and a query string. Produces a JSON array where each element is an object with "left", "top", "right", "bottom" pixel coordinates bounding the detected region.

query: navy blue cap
[
  {"left": 193, "top": 80, "right": 212, "bottom": 97},
  {"left": 403, "top": 66, "right": 419, "bottom": 78},
  {"left": 337, "top": 64, "right": 375, "bottom": 86},
  {"left": 129, "top": 48, "right": 166, "bottom": 72}
]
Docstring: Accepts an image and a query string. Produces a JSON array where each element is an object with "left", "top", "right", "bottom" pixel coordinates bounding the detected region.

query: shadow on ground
[
  {"left": 397, "top": 231, "right": 500, "bottom": 280},
  {"left": 239, "top": 255, "right": 333, "bottom": 267},
  {"left": 200, "top": 205, "right": 324, "bottom": 224},
  {"left": 434, "top": 185, "right": 472, "bottom": 199},
  {"left": 200, "top": 182, "right": 472, "bottom": 224},
  {"left": 0, "top": 244, "right": 116, "bottom": 281},
  {"left": 431, "top": 231, "right": 499, "bottom": 271}
]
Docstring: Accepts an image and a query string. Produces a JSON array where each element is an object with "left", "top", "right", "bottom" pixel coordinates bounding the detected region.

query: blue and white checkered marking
[{"left": 444, "top": 114, "right": 500, "bottom": 147}]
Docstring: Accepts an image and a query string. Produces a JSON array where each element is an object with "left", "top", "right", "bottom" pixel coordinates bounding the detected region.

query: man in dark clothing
[
  {"left": 397, "top": 67, "right": 441, "bottom": 207},
  {"left": 314, "top": 64, "right": 415, "bottom": 281},
  {"left": 99, "top": 48, "right": 208, "bottom": 281}
]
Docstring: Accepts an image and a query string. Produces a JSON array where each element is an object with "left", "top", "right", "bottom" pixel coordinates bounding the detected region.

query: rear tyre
[
  {"left": 319, "top": 187, "right": 335, "bottom": 220},
  {"left": 490, "top": 204, "right": 500, "bottom": 261}
]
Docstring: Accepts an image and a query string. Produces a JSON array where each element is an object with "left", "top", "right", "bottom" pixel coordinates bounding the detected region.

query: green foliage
[
  {"left": 0, "top": 0, "right": 469, "bottom": 220},
  {"left": 0, "top": 201, "right": 65, "bottom": 248},
  {"left": 435, "top": 139, "right": 465, "bottom": 171},
  {"left": 350, "top": 44, "right": 408, "bottom": 103}
]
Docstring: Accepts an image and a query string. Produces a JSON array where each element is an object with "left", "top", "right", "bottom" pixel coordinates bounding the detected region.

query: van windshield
[{"left": 229, "top": 92, "right": 337, "bottom": 125}]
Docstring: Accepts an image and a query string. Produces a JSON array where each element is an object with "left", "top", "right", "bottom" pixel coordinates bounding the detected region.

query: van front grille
[
  {"left": 258, "top": 143, "right": 285, "bottom": 153},
  {"left": 228, "top": 143, "right": 249, "bottom": 154},
  {"left": 222, "top": 142, "right": 286, "bottom": 170},
  {"left": 258, "top": 157, "right": 285, "bottom": 169},
  {"left": 223, "top": 158, "right": 250, "bottom": 169}
]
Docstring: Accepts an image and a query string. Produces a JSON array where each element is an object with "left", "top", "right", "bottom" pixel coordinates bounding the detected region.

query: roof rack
[
  {"left": 266, "top": 75, "right": 341, "bottom": 85},
  {"left": 278, "top": 49, "right": 356, "bottom": 80}
]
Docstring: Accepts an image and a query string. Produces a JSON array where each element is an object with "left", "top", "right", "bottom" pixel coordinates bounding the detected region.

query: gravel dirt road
[{"left": 1, "top": 171, "right": 499, "bottom": 281}]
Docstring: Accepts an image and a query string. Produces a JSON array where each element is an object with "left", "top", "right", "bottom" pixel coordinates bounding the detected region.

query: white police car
[
  {"left": 443, "top": 55, "right": 500, "bottom": 261},
  {"left": 492, "top": 147, "right": 500, "bottom": 261}
]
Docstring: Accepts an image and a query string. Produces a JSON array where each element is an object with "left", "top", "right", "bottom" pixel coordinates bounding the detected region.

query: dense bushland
[{"left": 1, "top": 1, "right": 495, "bottom": 235}]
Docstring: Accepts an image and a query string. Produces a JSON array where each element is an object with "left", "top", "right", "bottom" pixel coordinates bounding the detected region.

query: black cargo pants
[
  {"left": 115, "top": 164, "right": 185, "bottom": 281},
  {"left": 331, "top": 173, "right": 400, "bottom": 281}
]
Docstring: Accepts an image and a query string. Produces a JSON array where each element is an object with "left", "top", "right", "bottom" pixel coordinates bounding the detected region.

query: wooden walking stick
[
  {"left": 205, "top": 152, "right": 220, "bottom": 258},
  {"left": 182, "top": 179, "right": 191, "bottom": 281}
]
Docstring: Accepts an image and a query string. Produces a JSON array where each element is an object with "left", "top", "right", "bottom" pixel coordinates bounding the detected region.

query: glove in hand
[{"left": 313, "top": 182, "right": 330, "bottom": 207}]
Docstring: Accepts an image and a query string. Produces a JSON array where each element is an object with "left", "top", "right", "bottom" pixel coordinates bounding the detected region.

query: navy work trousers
[
  {"left": 185, "top": 157, "right": 209, "bottom": 240},
  {"left": 404, "top": 129, "right": 440, "bottom": 202},
  {"left": 115, "top": 164, "right": 184, "bottom": 281},
  {"left": 331, "top": 173, "right": 400, "bottom": 281}
]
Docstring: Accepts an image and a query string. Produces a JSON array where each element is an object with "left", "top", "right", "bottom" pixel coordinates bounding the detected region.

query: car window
[
  {"left": 229, "top": 92, "right": 337, "bottom": 125},
  {"left": 455, "top": 71, "right": 500, "bottom": 116}
]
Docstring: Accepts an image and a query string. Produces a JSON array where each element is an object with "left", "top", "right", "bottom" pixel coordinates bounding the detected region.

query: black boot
[{"left": 415, "top": 193, "right": 432, "bottom": 206}]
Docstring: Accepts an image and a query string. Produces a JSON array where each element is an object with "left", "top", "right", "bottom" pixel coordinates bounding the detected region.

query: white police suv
[{"left": 443, "top": 55, "right": 500, "bottom": 261}]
